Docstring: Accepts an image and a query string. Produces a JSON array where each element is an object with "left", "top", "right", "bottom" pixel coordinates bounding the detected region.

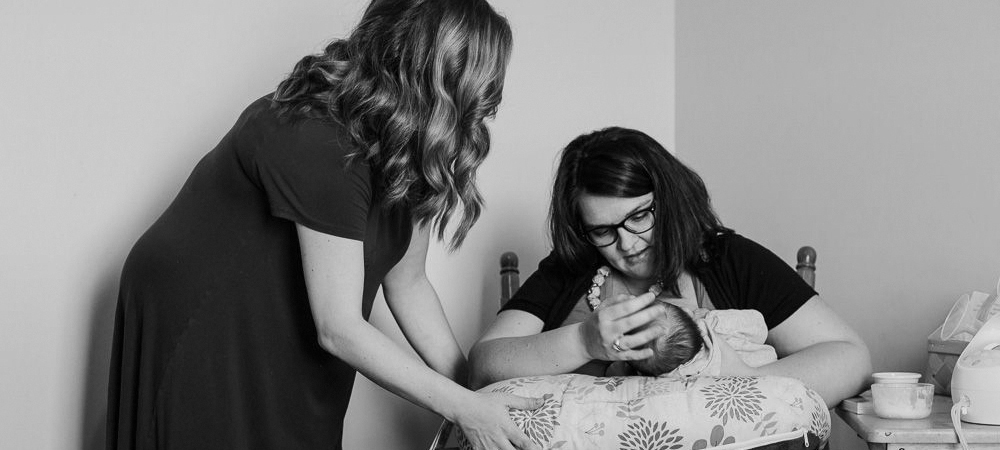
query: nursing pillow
[{"left": 459, "top": 374, "right": 829, "bottom": 450}]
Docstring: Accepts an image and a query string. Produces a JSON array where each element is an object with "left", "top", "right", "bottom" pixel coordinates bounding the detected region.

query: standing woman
[{"left": 106, "top": 1, "right": 542, "bottom": 449}]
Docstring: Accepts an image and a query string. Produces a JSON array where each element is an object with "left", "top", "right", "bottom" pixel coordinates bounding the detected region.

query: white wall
[
  {"left": 676, "top": 1, "right": 1000, "bottom": 449},
  {"left": 0, "top": 1, "right": 674, "bottom": 449}
]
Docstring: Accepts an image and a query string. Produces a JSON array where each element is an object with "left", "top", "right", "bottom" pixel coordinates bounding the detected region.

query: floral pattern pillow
[{"left": 459, "top": 375, "right": 829, "bottom": 450}]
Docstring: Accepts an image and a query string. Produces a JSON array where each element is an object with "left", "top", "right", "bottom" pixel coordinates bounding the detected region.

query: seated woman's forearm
[
  {"left": 469, "top": 324, "right": 591, "bottom": 389},
  {"left": 753, "top": 340, "right": 871, "bottom": 407}
]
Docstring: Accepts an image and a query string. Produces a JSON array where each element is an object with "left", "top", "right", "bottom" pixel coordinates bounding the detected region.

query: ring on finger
[{"left": 612, "top": 338, "right": 628, "bottom": 352}]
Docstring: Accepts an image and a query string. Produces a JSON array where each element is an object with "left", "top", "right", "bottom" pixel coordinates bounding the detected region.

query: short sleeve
[
  {"left": 501, "top": 252, "right": 584, "bottom": 329},
  {"left": 699, "top": 234, "right": 817, "bottom": 329},
  {"left": 237, "top": 104, "right": 371, "bottom": 240}
]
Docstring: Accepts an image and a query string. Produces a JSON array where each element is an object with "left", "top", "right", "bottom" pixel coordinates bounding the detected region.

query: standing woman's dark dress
[{"left": 107, "top": 95, "right": 412, "bottom": 449}]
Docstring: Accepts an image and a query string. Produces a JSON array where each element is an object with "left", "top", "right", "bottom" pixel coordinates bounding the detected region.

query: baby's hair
[{"left": 629, "top": 302, "right": 705, "bottom": 376}]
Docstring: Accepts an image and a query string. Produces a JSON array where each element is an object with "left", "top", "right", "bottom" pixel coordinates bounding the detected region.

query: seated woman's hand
[
  {"left": 456, "top": 392, "right": 543, "bottom": 450},
  {"left": 578, "top": 291, "right": 666, "bottom": 361}
]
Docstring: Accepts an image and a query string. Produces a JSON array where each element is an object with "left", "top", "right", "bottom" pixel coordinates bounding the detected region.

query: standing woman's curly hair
[
  {"left": 272, "top": 0, "right": 512, "bottom": 249},
  {"left": 549, "top": 127, "right": 727, "bottom": 297}
]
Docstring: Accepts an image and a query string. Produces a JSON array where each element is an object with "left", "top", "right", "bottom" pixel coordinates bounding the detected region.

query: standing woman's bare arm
[
  {"left": 296, "top": 224, "right": 540, "bottom": 450},
  {"left": 382, "top": 224, "right": 465, "bottom": 384}
]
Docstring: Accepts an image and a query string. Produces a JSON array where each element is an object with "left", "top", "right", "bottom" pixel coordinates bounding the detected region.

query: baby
[
  {"left": 609, "top": 302, "right": 777, "bottom": 378},
  {"left": 628, "top": 302, "right": 705, "bottom": 375}
]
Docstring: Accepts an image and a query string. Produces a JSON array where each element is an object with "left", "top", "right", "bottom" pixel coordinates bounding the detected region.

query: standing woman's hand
[
  {"left": 578, "top": 291, "right": 666, "bottom": 361},
  {"left": 455, "top": 392, "right": 544, "bottom": 450}
]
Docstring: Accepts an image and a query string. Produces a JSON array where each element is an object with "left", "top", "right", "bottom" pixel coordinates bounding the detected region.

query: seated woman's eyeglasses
[{"left": 582, "top": 206, "right": 655, "bottom": 247}]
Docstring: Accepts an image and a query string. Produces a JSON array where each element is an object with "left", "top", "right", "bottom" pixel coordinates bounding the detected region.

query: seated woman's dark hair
[
  {"left": 273, "top": 0, "right": 512, "bottom": 249},
  {"left": 549, "top": 127, "right": 726, "bottom": 296}
]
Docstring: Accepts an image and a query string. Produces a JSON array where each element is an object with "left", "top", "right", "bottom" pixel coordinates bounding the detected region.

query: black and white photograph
[{"left": 2, "top": 1, "right": 999, "bottom": 450}]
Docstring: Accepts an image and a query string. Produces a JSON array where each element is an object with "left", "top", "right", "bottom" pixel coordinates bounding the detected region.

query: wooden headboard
[{"left": 498, "top": 246, "right": 817, "bottom": 305}]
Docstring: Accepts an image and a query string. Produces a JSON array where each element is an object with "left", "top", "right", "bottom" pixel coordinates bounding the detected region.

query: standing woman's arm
[
  {"left": 381, "top": 224, "right": 465, "bottom": 384},
  {"left": 296, "top": 224, "right": 541, "bottom": 450}
]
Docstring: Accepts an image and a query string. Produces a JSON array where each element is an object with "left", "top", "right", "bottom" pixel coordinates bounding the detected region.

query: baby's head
[{"left": 628, "top": 302, "right": 705, "bottom": 376}]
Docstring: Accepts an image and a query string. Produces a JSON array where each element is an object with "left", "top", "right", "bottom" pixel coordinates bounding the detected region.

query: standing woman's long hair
[{"left": 272, "top": 0, "right": 512, "bottom": 249}]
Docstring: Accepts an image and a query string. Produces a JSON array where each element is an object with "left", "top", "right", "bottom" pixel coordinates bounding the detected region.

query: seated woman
[{"left": 468, "top": 126, "right": 871, "bottom": 408}]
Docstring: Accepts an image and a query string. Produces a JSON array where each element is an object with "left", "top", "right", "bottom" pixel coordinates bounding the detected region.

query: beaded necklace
[{"left": 586, "top": 266, "right": 663, "bottom": 311}]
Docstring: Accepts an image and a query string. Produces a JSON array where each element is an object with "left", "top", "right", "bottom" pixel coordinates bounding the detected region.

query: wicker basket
[{"left": 923, "top": 325, "right": 969, "bottom": 395}]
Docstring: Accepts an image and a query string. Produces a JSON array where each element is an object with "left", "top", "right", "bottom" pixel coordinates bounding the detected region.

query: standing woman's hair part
[
  {"left": 273, "top": 0, "right": 513, "bottom": 249},
  {"left": 549, "top": 127, "right": 726, "bottom": 296}
]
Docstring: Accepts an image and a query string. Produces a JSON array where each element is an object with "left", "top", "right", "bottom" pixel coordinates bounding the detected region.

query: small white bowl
[
  {"left": 871, "top": 382, "right": 934, "bottom": 419},
  {"left": 872, "top": 372, "right": 921, "bottom": 384}
]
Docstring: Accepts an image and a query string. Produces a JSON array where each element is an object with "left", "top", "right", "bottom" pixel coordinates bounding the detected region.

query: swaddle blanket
[
  {"left": 703, "top": 309, "right": 776, "bottom": 366},
  {"left": 671, "top": 309, "right": 778, "bottom": 379},
  {"left": 459, "top": 374, "right": 829, "bottom": 450}
]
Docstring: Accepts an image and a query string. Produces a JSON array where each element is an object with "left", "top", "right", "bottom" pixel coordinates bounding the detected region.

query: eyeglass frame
[{"left": 580, "top": 205, "right": 656, "bottom": 247}]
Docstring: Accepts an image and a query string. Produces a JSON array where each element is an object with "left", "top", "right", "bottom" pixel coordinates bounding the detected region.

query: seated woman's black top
[
  {"left": 107, "top": 95, "right": 412, "bottom": 450},
  {"left": 501, "top": 233, "right": 817, "bottom": 331}
]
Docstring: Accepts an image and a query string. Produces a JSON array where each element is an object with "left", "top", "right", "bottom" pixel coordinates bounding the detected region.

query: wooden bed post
[
  {"left": 796, "top": 246, "right": 817, "bottom": 289},
  {"left": 500, "top": 251, "right": 520, "bottom": 305}
]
